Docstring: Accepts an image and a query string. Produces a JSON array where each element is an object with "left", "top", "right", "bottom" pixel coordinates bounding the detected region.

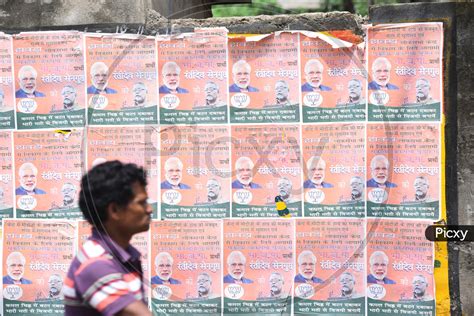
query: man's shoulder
[
  {"left": 322, "top": 182, "right": 334, "bottom": 188},
  {"left": 105, "top": 87, "right": 117, "bottom": 94},
  {"left": 368, "top": 81, "right": 379, "bottom": 90},
  {"left": 179, "top": 183, "right": 191, "bottom": 190},
  {"left": 384, "top": 277, "right": 396, "bottom": 284},
  {"left": 223, "top": 274, "right": 234, "bottom": 283},
  {"left": 86, "top": 86, "right": 97, "bottom": 94},
  {"left": 159, "top": 85, "right": 170, "bottom": 93},
  {"left": 231, "top": 180, "right": 243, "bottom": 188},
  {"left": 161, "top": 180, "right": 171, "bottom": 189},
  {"left": 35, "top": 188, "right": 47, "bottom": 194},
  {"left": 229, "top": 84, "right": 240, "bottom": 92},
  {"left": 177, "top": 87, "right": 189, "bottom": 94},
  {"left": 169, "top": 277, "right": 182, "bottom": 284},
  {"left": 301, "top": 83, "right": 312, "bottom": 92},
  {"left": 367, "top": 179, "right": 378, "bottom": 187},
  {"left": 3, "top": 275, "right": 12, "bottom": 284},
  {"left": 247, "top": 86, "right": 259, "bottom": 92},
  {"left": 241, "top": 277, "right": 254, "bottom": 284},
  {"left": 319, "top": 85, "right": 332, "bottom": 91},
  {"left": 303, "top": 179, "right": 314, "bottom": 188},
  {"left": 249, "top": 182, "right": 261, "bottom": 189},
  {"left": 386, "top": 83, "right": 399, "bottom": 90}
]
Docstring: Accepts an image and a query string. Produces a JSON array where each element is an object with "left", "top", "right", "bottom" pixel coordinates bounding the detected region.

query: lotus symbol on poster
[
  {"left": 231, "top": 93, "right": 250, "bottom": 108},
  {"left": 89, "top": 95, "right": 108, "bottom": 109},
  {"left": 161, "top": 94, "right": 180, "bottom": 109},
  {"left": 17, "top": 195, "right": 37, "bottom": 210},
  {"left": 225, "top": 284, "right": 244, "bottom": 299},
  {"left": 303, "top": 92, "right": 323, "bottom": 107},
  {"left": 162, "top": 190, "right": 181, "bottom": 205},
  {"left": 370, "top": 91, "right": 389, "bottom": 106},
  {"left": 305, "top": 189, "right": 325, "bottom": 204},
  {"left": 233, "top": 189, "right": 252, "bottom": 205},
  {"left": 367, "top": 284, "right": 386, "bottom": 299},
  {"left": 17, "top": 98, "right": 37, "bottom": 113},
  {"left": 295, "top": 284, "right": 314, "bottom": 299},
  {"left": 153, "top": 285, "right": 172, "bottom": 300},
  {"left": 3, "top": 285, "right": 22, "bottom": 300},
  {"left": 368, "top": 188, "right": 388, "bottom": 204}
]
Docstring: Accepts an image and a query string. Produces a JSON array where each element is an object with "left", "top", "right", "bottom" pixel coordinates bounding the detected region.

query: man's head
[
  {"left": 48, "top": 274, "right": 63, "bottom": 298},
  {"left": 164, "top": 157, "right": 183, "bottom": 187},
  {"left": 227, "top": 251, "right": 246, "bottom": 280},
  {"left": 414, "top": 176, "right": 429, "bottom": 201},
  {"left": 235, "top": 156, "right": 254, "bottom": 186},
  {"left": 350, "top": 176, "right": 364, "bottom": 200},
  {"left": 204, "top": 81, "right": 219, "bottom": 106},
  {"left": 277, "top": 177, "right": 292, "bottom": 200},
  {"left": 232, "top": 60, "right": 251, "bottom": 90},
  {"left": 78, "top": 161, "right": 150, "bottom": 235},
  {"left": 61, "top": 85, "right": 77, "bottom": 109},
  {"left": 18, "top": 65, "right": 38, "bottom": 94},
  {"left": 19, "top": 162, "right": 38, "bottom": 193},
  {"left": 197, "top": 272, "right": 212, "bottom": 298},
  {"left": 370, "top": 155, "right": 390, "bottom": 185},
  {"left": 298, "top": 250, "right": 317, "bottom": 281},
  {"left": 206, "top": 178, "right": 221, "bottom": 202},
  {"left": 275, "top": 80, "right": 290, "bottom": 104},
  {"left": 339, "top": 272, "right": 355, "bottom": 296},
  {"left": 372, "top": 57, "right": 392, "bottom": 88},
  {"left": 162, "top": 62, "right": 181, "bottom": 92},
  {"left": 369, "top": 251, "right": 389, "bottom": 281},
  {"left": 133, "top": 82, "right": 147, "bottom": 106},
  {"left": 90, "top": 62, "right": 110, "bottom": 91},
  {"left": 269, "top": 272, "right": 284, "bottom": 297},
  {"left": 6, "top": 252, "right": 26, "bottom": 281},
  {"left": 61, "top": 182, "right": 77, "bottom": 207},
  {"left": 412, "top": 274, "right": 428, "bottom": 299},
  {"left": 154, "top": 252, "right": 174, "bottom": 281},
  {"left": 416, "top": 78, "right": 431, "bottom": 103},
  {"left": 307, "top": 156, "right": 326, "bottom": 186},
  {"left": 348, "top": 79, "right": 362, "bottom": 102},
  {"left": 304, "top": 59, "right": 324, "bottom": 89}
]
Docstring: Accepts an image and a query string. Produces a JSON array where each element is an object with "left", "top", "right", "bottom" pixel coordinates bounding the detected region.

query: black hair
[{"left": 79, "top": 160, "right": 147, "bottom": 230}]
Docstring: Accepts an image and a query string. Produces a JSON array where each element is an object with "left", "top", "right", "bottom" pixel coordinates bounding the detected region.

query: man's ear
[{"left": 106, "top": 202, "right": 122, "bottom": 221}]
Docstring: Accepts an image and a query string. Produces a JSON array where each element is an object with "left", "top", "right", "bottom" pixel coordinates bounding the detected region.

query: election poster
[
  {"left": 294, "top": 219, "right": 365, "bottom": 315},
  {"left": 367, "top": 219, "right": 435, "bottom": 316},
  {"left": 0, "top": 131, "right": 14, "bottom": 219},
  {"left": 300, "top": 32, "right": 366, "bottom": 123},
  {"left": 367, "top": 23, "right": 443, "bottom": 121},
  {"left": 157, "top": 28, "right": 228, "bottom": 125},
  {"left": 231, "top": 124, "right": 302, "bottom": 217},
  {"left": 87, "top": 126, "right": 159, "bottom": 218},
  {"left": 223, "top": 219, "right": 293, "bottom": 315},
  {"left": 367, "top": 123, "right": 440, "bottom": 220},
  {"left": 13, "top": 31, "right": 86, "bottom": 129},
  {"left": 302, "top": 123, "right": 365, "bottom": 217},
  {"left": 14, "top": 129, "right": 84, "bottom": 219},
  {"left": 150, "top": 220, "right": 222, "bottom": 315},
  {"left": 85, "top": 34, "right": 157, "bottom": 125},
  {"left": 228, "top": 33, "right": 300, "bottom": 124},
  {"left": 2, "top": 219, "right": 75, "bottom": 316},
  {"left": 160, "top": 125, "right": 230, "bottom": 219},
  {"left": 0, "top": 34, "right": 15, "bottom": 129}
]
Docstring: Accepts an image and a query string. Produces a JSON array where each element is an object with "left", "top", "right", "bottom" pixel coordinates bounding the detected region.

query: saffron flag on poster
[
  {"left": 294, "top": 219, "right": 365, "bottom": 315},
  {"left": 231, "top": 124, "right": 302, "bottom": 217},
  {"left": 0, "top": 34, "right": 15, "bottom": 129},
  {"left": 150, "top": 220, "right": 222, "bottom": 315},
  {"left": 2, "top": 219, "right": 75, "bottom": 316},
  {"left": 223, "top": 219, "right": 294, "bottom": 315},
  {"left": 157, "top": 28, "right": 229, "bottom": 125},
  {"left": 14, "top": 129, "right": 84, "bottom": 219},
  {"left": 0, "top": 132, "right": 14, "bottom": 219},
  {"left": 228, "top": 33, "right": 300, "bottom": 124},
  {"left": 367, "top": 23, "right": 443, "bottom": 121},
  {"left": 159, "top": 125, "right": 230, "bottom": 219},
  {"left": 302, "top": 123, "right": 365, "bottom": 217},
  {"left": 85, "top": 34, "right": 158, "bottom": 125},
  {"left": 366, "top": 219, "right": 435, "bottom": 316},
  {"left": 13, "top": 31, "right": 86, "bottom": 129},
  {"left": 366, "top": 123, "right": 440, "bottom": 220},
  {"left": 300, "top": 32, "right": 366, "bottom": 123},
  {"left": 87, "top": 126, "right": 159, "bottom": 218}
]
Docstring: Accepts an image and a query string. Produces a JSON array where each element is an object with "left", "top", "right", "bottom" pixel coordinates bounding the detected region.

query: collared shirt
[
  {"left": 15, "top": 89, "right": 46, "bottom": 98},
  {"left": 64, "top": 229, "right": 145, "bottom": 316},
  {"left": 231, "top": 180, "right": 262, "bottom": 189},
  {"left": 2, "top": 275, "right": 32, "bottom": 284},
  {"left": 87, "top": 86, "right": 118, "bottom": 95},
  {"left": 15, "top": 186, "right": 46, "bottom": 195},
  {"left": 160, "top": 180, "right": 191, "bottom": 190}
]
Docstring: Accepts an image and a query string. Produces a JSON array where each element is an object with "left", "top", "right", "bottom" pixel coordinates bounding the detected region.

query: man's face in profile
[
  {"left": 62, "top": 87, "right": 77, "bottom": 109},
  {"left": 412, "top": 276, "right": 427, "bottom": 298},
  {"left": 275, "top": 81, "right": 289, "bottom": 102},
  {"left": 370, "top": 255, "right": 388, "bottom": 281},
  {"left": 340, "top": 273, "right": 355, "bottom": 296},
  {"left": 350, "top": 177, "right": 364, "bottom": 199},
  {"left": 233, "top": 65, "right": 250, "bottom": 89},
  {"left": 373, "top": 62, "right": 390, "bottom": 87},
  {"left": 305, "top": 64, "right": 323, "bottom": 88},
  {"left": 207, "top": 180, "right": 220, "bottom": 200},
  {"left": 20, "top": 70, "right": 37, "bottom": 94},
  {"left": 298, "top": 255, "right": 315, "bottom": 280},
  {"left": 416, "top": 80, "right": 430, "bottom": 101},
  {"left": 269, "top": 274, "right": 283, "bottom": 296},
  {"left": 163, "top": 68, "right": 180, "bottom": 91},
  {"left": 156, "top": 256, "right": 173, "bottom": 281},
  {"left": 277, "top": 179, "right": 292, "bottom": 199},
  {"left": 414, "top": 177, "right": 429, "bottom": 200},
  {"left": 197, "top": 274, "right": 211, "bottom": 297},
  {"left": 371, "top": 159, "right": 388, "bottom": 185},
  {"left": 205, "top": 83, "right": 218, "bottom": 104},
  {"left": 20, "top": 167, "right": 37, "bottom": 192},
  {"left": 7, "top": 256, "right": 25, "bottom": 281},
  {"left": 236, "top": 161, "right": 253, "bottom": 185},
  {"left": 62, "top": 183, "right": 76, "bottom": 205},
  {"left": 92, "top": 68, "right": 108, "bottom": 90},
  {"left": 228, "top": 255, "right": 245, "bottom": 280},
  {"left": 133, "top": 84, "right": 147, "bottom": 105},
  {"left": 309, "top": 160, "right": 325, "bottom": 186},
  {"left": 348, "top": 80, "right": 362, "bottom": 100},
  {"left": 165, "top": 161, "right": 182, "bottom": 186},
  {"left": 48, "top": 275, "right": 63, "bottom": 297}
]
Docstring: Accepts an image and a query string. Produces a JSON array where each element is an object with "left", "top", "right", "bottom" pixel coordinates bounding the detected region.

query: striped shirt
[{"left": 64, "top": 229, "right": 145, "bottom": 316}]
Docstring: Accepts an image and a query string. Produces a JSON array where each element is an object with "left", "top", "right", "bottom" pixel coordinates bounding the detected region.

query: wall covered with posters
[{"left": 0, "top": 22, "right": 444, "bottom": 315}]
